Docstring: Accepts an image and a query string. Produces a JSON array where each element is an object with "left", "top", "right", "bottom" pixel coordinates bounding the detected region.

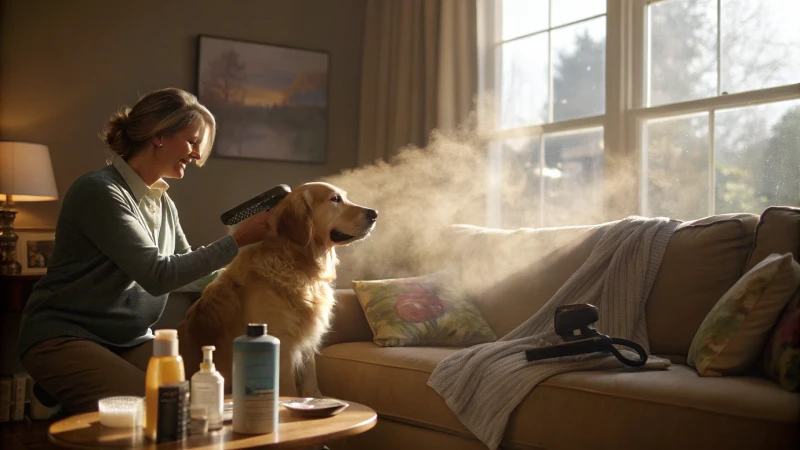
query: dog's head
[{"left": 275, "top": 182, "right": 377, "bottom": 249}]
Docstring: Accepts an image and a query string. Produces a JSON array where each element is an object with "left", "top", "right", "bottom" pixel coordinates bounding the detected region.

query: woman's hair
[{"left": 101, "top": 87, "right": 216, "bottom": 166}]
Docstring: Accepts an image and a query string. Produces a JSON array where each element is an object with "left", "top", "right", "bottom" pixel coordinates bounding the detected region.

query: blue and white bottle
[{"left": 232, "top": 323, "right": 280, "bottom": 434}]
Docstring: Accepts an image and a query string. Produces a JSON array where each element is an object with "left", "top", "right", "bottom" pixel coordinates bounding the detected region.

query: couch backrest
[
  {"left": 442, "top": 222, "right": 616, "bottom": 336},
  {"left": 645, "top": 214, "right": 758, "bottom": 359},
  {"left": 743, "top": 207, "right": 800, "bottom": 273},
  {"left": 443, "top": 214, "right": 774, "bottom": 360}
]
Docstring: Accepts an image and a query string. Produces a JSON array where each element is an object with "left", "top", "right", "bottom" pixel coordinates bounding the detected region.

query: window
[
  {"left": 481, "top": 0, "right": 800, "bottom": 227},
  {"left": 483, "top": 0, "right": 608, "bottom": 228}
]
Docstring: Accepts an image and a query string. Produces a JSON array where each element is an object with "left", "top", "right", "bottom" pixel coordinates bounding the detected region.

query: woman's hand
[{"left": 231, "top": 209, "right": 276, "bottom": 247}]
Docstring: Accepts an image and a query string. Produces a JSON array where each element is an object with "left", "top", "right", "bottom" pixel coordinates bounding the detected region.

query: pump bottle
[{"left": 190, "top": 345, "right": 224, "bottom": 430}]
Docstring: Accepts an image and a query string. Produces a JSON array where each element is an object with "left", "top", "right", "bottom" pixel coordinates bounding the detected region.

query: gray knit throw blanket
[{"left": 427, "top": 217, "right": 679, "bottom": 450}]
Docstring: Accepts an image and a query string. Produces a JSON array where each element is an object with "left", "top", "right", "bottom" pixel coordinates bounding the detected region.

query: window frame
[{"left": 481, "top": 0, "right": 800, "bottom": 225}]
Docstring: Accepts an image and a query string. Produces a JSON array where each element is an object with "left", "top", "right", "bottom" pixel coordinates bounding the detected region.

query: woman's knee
[{"left": 21, "top": 337, "right": 147, "bottom": 414}]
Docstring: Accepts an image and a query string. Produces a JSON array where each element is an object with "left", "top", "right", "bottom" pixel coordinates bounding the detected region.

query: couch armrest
[{"left": 322, "top": 289, "right": 373, "bottom": 347}]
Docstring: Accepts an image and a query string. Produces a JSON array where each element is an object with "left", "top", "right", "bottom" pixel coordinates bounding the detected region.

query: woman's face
[{"left": 155, "top": 120, "right": 204, "bottom": 180}]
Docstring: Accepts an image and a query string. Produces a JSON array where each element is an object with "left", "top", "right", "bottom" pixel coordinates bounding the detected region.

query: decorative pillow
[
  {"left": 688, "top": 253, "right": 800, "bottom": 376},
  {"left": 763, "top": 289, "right": 800, "bottom": 391},
  {"left": 352, "top": 274, "right": 497, "bottom": 347}
]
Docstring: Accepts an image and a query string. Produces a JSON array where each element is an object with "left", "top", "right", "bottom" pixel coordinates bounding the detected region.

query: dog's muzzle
[{"left": 330, "top": 210, "right": 377, "bottom": 243}]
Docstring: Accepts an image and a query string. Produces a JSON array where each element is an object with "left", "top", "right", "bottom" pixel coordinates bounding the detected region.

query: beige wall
[{"left": 0, "top": 0, "right": 366, "bottom": 245}]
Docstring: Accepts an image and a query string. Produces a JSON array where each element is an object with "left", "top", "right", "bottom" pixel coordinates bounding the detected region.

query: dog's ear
[{"left": 276, "top": 191, "right": 314, "bottom": 246}]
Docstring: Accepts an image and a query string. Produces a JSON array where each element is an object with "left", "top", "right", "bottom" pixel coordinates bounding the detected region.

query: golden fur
[{"left": 177, "top": 182, "right": 377, "bottom": 396}]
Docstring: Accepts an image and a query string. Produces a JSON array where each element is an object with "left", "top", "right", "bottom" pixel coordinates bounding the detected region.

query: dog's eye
[{"left": 331, "top": 195, "right": 341, "bottom": 203}]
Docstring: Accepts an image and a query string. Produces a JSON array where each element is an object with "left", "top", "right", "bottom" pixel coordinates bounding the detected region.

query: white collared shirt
[{"left": 111, "top": 155, "right": 169, "bottom": 245}]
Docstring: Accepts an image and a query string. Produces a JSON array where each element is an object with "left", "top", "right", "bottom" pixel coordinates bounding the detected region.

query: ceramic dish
[{"left": 279, "top": 398, "right": 349, "bottom": 417}]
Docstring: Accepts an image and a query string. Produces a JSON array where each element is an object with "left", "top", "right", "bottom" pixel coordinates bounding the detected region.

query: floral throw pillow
[
  {"left": 352, "top": 274, "right": 497, "bottom": 347},
  {"left": 688, "top": 253, "right": 800, "bottom": 376},
  {"left": 763, "top": 289, "right": 800, "bottom": 391}
]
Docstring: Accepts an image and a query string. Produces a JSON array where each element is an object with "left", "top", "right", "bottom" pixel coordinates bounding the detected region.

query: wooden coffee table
[{"left": 48, "top": 397, "right": 377, "bottom": 449}]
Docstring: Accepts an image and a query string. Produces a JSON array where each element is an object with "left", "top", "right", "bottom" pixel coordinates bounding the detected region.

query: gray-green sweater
[{"left": 18, "top": 157, "right": 238, "bottom": 358}]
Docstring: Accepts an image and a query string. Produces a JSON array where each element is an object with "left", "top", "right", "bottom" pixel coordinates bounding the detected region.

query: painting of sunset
[{"left": 196, "top": 35, "right": 329, "bottom": 163}]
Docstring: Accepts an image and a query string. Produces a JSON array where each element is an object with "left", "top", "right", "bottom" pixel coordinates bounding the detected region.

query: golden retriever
[{"left": 177, "top": 182, "right": 377, "bottom": 397}]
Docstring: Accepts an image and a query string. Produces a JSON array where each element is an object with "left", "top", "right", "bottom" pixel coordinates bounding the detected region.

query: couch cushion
[
  {"left": 744, "top": 206, "right": 800, "bottom": 273},
  {"left": 351, "top": 274, "right": 497, "bottom": 347},
  {"left": 763, "top": 289, "right": 800, "bottom": 392},
  {"left": 519, "top": 365, "right": 798, "bottom": 450},
  {"left": 647, "top": 214, "right": 758, "bottom": 358},
  {"left": 317, "top": 342, "right": 799, "bottom": 450},
  {"left": 318, "top": 343, "right": 467, "bottom": 434},
  {"left": 688, "top": 253, "right": 800, "bottom": 376}
]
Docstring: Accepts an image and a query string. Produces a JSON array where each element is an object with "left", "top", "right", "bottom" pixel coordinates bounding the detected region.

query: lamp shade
[{"left": 0, "top": 141, "right": 58, "bottom": 202}]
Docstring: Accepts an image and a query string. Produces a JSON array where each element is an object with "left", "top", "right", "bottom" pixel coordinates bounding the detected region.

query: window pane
[
  {"left": 500, "top": 35, "right": 549, "bottom": 129},
  {"left": 501, "top": 0, "right": 548, "bottom": 41},
  {"left": 649, "top": 0, "right": 717, "bottom": 106},
  {"left": 543, "top": 128, "right": 604, "bottom": 227},
  {"left": 721, "top": 0, "right": 800, "bottom": 94},
  {"left": 715, "top": 100, "right": 800, "bottom": 214},
  {"left": 551, "top": 0, "right": 606, "bottom": 27},
  {"left": 645, "top": 113, "right": 710, "bottom": 220},
  {"left": 491, "top": 137, "right": 542, "bottom": 228},
  {"left": 552, "top": 17, "right": 605, "bottom": 122}
]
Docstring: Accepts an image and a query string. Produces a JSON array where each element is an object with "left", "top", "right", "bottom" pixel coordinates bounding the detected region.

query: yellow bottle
[{"left": 144, "top": 329, "right": 185, "bottom": 441}]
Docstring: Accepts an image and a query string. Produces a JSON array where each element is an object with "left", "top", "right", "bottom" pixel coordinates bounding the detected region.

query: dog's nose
[{"left": 366, "top": 209, "right": 378, "bottom": 222}]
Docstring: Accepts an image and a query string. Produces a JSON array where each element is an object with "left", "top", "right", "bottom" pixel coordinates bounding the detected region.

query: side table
[{"left": 48, "top": 397, "right": 377, "bottom": 449}]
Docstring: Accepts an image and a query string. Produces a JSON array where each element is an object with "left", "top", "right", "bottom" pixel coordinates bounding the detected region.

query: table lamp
[{"left": 0, "top": 141, "right": 59, "bottom": 275}]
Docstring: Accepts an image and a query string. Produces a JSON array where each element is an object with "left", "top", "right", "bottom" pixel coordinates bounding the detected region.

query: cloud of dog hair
[{"left": 319, "top": 100, "right": 649, "bottom": 294}]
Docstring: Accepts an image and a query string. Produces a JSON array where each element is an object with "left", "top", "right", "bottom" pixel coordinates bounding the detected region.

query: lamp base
[{"left": 0, "top": 208, "right": 22, "bottom": 275}]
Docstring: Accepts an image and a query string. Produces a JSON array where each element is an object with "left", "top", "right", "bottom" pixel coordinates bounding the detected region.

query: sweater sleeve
[
  {"left": 67, "top": 175, "right": 238, "bottom": 296},
  {"left": 169, "top": 198, "right": 228, "bottom": 293}
]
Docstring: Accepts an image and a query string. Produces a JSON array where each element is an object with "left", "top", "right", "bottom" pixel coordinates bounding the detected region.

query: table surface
[{"left": 48, "top": 398, "right": 377, "bottom": 450}]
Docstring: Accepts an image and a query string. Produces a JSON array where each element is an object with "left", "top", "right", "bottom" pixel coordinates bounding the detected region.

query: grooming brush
[{"left": 220, "top": 184, "right": 291, "bottom": 226}]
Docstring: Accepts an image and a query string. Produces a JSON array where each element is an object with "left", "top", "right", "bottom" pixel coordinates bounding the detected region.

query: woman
[{"left": 18, "top": 87, "right": 274, "bottom": 414}]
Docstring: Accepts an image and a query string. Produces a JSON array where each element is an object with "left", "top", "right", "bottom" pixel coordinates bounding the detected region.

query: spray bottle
[{"left": 190, "top": 345, "right": 224, "bottom": 430}]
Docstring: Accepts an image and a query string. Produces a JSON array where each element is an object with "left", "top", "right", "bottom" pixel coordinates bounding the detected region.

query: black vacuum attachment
[
  {"left": 524, "top": 304, "right": 648, "bottom": 367},
  {"left": 220, "top": 184, "right": 291, "bottom": 226}
]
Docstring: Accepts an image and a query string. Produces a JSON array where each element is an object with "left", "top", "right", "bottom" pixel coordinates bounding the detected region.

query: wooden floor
[{"left": 1, "top": 418, "right": 62, "bottom": 450}]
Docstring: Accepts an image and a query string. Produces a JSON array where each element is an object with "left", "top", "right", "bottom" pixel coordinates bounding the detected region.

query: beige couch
[{"left": 316, "top": 208, "right": 800, "bottom": 450}]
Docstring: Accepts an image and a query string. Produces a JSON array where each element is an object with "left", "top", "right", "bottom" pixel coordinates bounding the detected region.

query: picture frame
[
  {"left": 195, "top": 34, "right": 330, "bottom": 164},
  {"left": 15, "top": 230, "right": 56, "bottom": 275}
]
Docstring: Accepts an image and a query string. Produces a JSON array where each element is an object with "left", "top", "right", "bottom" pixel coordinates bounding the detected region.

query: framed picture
[
  {"left": 196, "top": 35, "right": 330, "bottom": 164},
  {"left": 16, "top": 231, "right": 56, "bottom": 275}
]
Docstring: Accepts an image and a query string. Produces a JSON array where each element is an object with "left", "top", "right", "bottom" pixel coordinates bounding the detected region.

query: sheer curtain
[{"left": 357, "top": 0, "right": 478, "bottom": 165}]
